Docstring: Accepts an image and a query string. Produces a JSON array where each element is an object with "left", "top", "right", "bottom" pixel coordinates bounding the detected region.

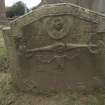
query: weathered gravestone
[
  {"left": 0, "top": 0, "right": 5, "bottom": 17},
  {"left": 0, "top": 0, "right": 6, "bottom": 25},
  {"left": 3, "top": 3, "right": 105, "bottom": 92}
]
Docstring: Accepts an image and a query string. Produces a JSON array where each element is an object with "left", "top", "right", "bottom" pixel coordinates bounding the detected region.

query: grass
[
  {"left": 0, "top": 73, "right": 15, "bottom": 105},
  {"left": 0, "top": 31, "right": 15, "bottom": 105},
  {"left": 0, "top": 31, "right": 7, "bottom": 65}
]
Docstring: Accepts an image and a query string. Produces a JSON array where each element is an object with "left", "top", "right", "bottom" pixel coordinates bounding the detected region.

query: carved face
[
  {"left": 44, "top": 16, "right": 73, "bottom": 39},
  {"left": 53, "top": 18, "right": 64, "bottom": 31}
]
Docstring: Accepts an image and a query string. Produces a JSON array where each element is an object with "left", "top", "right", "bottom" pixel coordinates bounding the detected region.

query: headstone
[
  {"left": 0, "top": 0, "right": 5, "bottom": 17},
  {"left": 3, "top": 3, "right": 105, "bottom": 92},
  {"left": 0, "top": 0, "right": 7, "bottom": 26}
]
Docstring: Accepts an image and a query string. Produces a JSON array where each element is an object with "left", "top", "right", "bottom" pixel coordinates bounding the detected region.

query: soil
[
  {"left": 12, "top": 91, "right": 104, "bottom": 105},
  {"left": 0, "top": 63, "right": 9, "bottom": 72}
]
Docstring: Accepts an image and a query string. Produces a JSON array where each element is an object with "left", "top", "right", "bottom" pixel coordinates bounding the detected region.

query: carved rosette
[
  {"left": 88, "top": 32, "right": 105, "bottom": 54},
  {"left": 88, "top": 40, "right": 105, "bottom": 54}
]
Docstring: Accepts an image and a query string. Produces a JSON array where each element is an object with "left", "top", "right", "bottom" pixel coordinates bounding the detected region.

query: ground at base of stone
[
  {"left": 0, "top": 73, "right": 105, "bottom": 105},
  {"left": 12, "top": 92, "right": 105, "bottom": 105}
]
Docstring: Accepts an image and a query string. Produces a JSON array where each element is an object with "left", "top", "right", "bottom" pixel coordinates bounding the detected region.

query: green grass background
[{"left": 0, "top": 31, "right": 7, "bottom": 64}]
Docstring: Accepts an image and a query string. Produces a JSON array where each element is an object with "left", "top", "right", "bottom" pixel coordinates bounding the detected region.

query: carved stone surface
[
  {"left": 41, "top": 0, "right": 105, "bottom": 13},
  {"left": 0, "top": 0, "right": 7, "bottom": 25},
  {"left": 3, "top": 3, "right": 105, "bottom": 92},
  {"left": 0, "top": 0, "right": 5, "bottom": 17},
  {"left": 44, "top": 16, "right": 73, "bottom": 39}
]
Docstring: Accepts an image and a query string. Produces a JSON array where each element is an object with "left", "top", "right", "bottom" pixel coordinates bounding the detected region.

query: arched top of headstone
[
  {"left": 41, "top": 0, "right": 105, "bottom": 13},
  {"left": 10, "top": 3, "right": 105, "bottom": 36},
  {"left": 11, "top": 3, "right": 101, "bottom": 29}
]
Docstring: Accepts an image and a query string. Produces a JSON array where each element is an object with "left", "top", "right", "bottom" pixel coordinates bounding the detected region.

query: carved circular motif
[
  {"left": 44, "top": 16, "right": 73, "bottom": 40},
  {"left": 88, "top": 40, "right": 105, "bottom": 54}
]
